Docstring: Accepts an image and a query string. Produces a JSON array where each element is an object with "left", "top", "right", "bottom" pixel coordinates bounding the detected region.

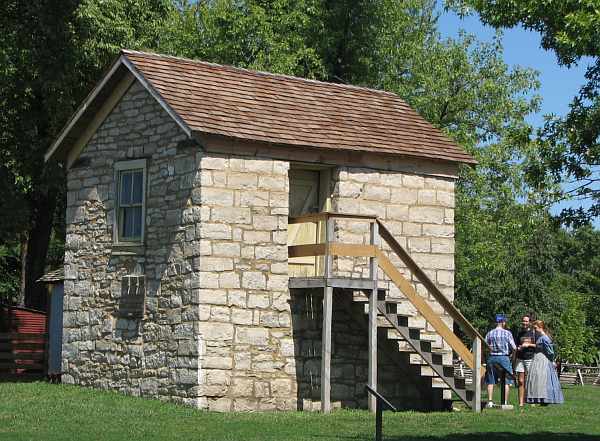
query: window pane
[
  {"left": 121, "top": 206, "right": 143, "bottom": 240},
  {"left": 132, "top": 171, "right": 143, "bottom": 204},
  {"left": 132, "top": 206, "right": 142, "bottom": 237},
  {"left": 122, "top": 207, "right": 133, "bottom": 239},
  {"left": 120, "top": 172, "right": 132, "bottom": 205}
]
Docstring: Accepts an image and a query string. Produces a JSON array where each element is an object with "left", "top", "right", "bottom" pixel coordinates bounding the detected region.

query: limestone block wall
[
  {"left": 331, "top": 166, "right": 456, "bottom": 358},
  {"left": 62, "top": 81, "right": 202, "bottom": 405},
  {"left": 195, "top": 153, "right": 295, "bottom": 411}
]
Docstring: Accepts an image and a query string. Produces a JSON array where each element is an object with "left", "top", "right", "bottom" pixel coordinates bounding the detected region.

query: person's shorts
[
  {"left": 514, "top": 358, "right": 532, "bottom": 374},
  {"left": 485, "top": 355, "right": 514, "bottom": 385}
]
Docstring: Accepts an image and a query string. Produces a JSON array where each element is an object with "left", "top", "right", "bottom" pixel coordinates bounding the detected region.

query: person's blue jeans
[{"left": 485, "top": 355, "right": 514, "bottom": 385}]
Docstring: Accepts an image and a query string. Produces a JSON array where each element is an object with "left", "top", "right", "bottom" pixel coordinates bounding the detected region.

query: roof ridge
[{"left": 121, "top": 49, "right": 399, "bottom": 98}]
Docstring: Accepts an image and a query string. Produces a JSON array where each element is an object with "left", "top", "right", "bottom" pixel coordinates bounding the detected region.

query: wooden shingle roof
[
  {"left": 47, "top": 50, "right": 476, "bottom": 165},
  {"left": 124, "top": 50, "right": 475, "bottom": 164}
]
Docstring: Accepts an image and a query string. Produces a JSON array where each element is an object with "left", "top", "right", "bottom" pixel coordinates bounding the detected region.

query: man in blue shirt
[{"left": 484, "top": 314, "right": 516, "bottom": 408}]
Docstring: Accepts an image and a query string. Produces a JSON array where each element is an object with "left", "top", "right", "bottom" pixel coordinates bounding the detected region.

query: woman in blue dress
[{"left": 525, "top": 320, "right": 564, "bottom": 404}]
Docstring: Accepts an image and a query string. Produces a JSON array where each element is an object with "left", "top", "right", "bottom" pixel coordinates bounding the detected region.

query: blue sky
[
  {"left": 437, "top": 8, "right": 590, "bottom": 128},
  {"left": 437, "top": 7, "right": 598, "bottom": 226}
]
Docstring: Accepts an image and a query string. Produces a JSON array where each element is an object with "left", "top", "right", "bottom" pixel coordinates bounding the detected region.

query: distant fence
[
  {"left": 560, "top": 364, "right": 600, "bottom": 386},
  {"left": 0, "top": 304, "right": 48, "bottom": 380}
]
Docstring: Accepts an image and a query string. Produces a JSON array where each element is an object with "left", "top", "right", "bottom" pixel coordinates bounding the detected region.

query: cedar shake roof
[{"left": 46, "top": 49, "right": 476, "bottom": 165}]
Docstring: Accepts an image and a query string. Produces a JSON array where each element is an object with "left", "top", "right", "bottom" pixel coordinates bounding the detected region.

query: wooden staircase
[
  {"left": 288, "top": 212, "right": 486, "bottom": 412},
  {"left": 377, "top": 300, "right": 473, "bottom": 405}
]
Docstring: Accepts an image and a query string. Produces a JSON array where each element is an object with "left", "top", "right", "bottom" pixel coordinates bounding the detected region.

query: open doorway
[{"left": 288, "top": 166, "right": 332, "bottom": 277}]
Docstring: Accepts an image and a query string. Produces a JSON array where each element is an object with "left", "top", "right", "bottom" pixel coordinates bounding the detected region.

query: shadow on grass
[{"left": 328, "top": 433, "right": 599, "bottom": 441}]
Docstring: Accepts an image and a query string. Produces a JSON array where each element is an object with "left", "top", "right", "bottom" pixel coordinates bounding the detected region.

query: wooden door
[{"left": 288, "top": 170, "right": 320, "bottom": 277}]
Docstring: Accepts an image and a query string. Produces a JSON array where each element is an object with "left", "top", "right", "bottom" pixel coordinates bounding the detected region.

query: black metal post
[
  {"left": 366, "top": 385, "right": 397, "bottom": 441},
  {"left": 375, "top": 398, "right": 382, "bottom": 441},
  {"left": 500, "top": 368, "right": 506, "bottom": 405}
]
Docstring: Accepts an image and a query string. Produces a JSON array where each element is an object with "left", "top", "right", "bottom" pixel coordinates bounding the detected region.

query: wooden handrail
[
  {"left": 376, "top": 220, "right": 486, "bottom": 344},
  {"left": 376, "top": 251, "right": 475, "bottom": 368},
  {"left": 287, "top": 212, "right": 487, "bottom": 371},
  {"left": 288, "top": 243, "right": 376, "bottom": 258},
  {"left": 288, "top": 211, "right": 377, "bottom": 225}
]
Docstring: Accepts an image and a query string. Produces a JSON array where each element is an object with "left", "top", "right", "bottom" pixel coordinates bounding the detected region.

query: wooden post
[
  {"left": 473, "top": 338, "right": 482, "bottom": 413},
  {"left": 322, "top": 214, "right": 334, "bottom": 413},
  {"left": 321, "top": 285, "right": 333, "bottom": 413},
  {"left": 368, "top": 221, "right": 379, "bottom": 412},
  {"left": 324, "top": 215, "right": 334, "bottom": 279}
]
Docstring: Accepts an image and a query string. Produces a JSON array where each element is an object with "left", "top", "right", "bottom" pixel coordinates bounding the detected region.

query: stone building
[{"left": 46, "top": 50, "right": 484, "bottom": 413}]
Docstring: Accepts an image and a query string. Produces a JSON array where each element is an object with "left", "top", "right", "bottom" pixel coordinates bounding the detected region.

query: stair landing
[{"left": 289, "top": 276, "right": 376, "bottom": 290}]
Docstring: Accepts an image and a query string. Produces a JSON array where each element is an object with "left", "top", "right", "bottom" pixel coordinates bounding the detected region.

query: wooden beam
[
  {"left": 368, "top": 221, "right": 379, "bottom": 413},
  {"left": 288, "top": 244, "right": 326, "bottom": 258},
  {"left": 288, "top": 277, "right": 326, "bottom": 289},
  {"left": 288, "top": 213, "right": 328, "bottom": 225},
  {"left": 327, "top": 212, "right": 377, "bottom": 222},
  {"left": 321, "top": 286, "right": 333, "bottom": 413},
  {"left": 288, "top": 211, "right": 378, "bottom": 225},
  {"left": 376, "top": 251, "right": 475, "bottom": 368},
  {"left": 328, "top": 243, "right": 377, "bottom": 257},
  {"left": 324, "top": 217, "right": 334, "bottom": 279}
]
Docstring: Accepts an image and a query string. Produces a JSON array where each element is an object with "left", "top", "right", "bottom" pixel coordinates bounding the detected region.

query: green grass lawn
[{"left": 0, "top": 383, "right": 599, "bottom": 441}]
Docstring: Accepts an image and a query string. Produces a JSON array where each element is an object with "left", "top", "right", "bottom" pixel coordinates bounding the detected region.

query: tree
[
  {"left": 0, "top": 0, "right": 173, "bottom": 308},
  {"left": 448, "top": 0, "right": 600, "bottom": 225}
]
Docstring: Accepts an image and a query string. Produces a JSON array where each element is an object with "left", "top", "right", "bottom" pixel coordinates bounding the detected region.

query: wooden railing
[{"left": 288, "top": 212, "right": 484, "bottom": 383}]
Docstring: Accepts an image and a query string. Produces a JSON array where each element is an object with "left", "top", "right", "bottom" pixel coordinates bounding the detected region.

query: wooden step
[{"left": 376, "top": 302, "right": 475, "bottom": 408}]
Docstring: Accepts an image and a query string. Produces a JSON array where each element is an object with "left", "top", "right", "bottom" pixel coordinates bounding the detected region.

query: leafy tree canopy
[{"left": 448, "top": 0, "right": 600, "bottom": 225}]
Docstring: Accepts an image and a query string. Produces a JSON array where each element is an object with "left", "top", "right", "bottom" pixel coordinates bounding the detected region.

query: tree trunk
[
  {"left": 18, "top": 233, "right": 28, "bottom": 306},
  {"left": 23, "top": 187, "right": 58, "bottom": 312}
]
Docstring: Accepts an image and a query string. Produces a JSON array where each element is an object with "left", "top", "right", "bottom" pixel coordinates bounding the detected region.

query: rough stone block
[
  {"left": 403, "top": 174, "right": 425, "bottom": 188},
  {"left": 219, "top": 272, "right": 240, "bottom": 289},
  {"left": 201, "top": 156, "right": 229, "bottom": 170},
  {"left": 199, "top": 257, "right": 234, "bottom": 272},
  {"left": 212, "top": 242, "right": 241, "bottom": 257},
  {"left": 417, "top": 189, "right": 437, "bottom": 205},
  {"left": 211, "top": 207, "right": 251, "bottom": 224},
  {"left": 198, "top": 188, "right": 234, "bottom": 206},
  {"left": 386, "top": 204, "right": 409, "bottom": 221},
  {"left": 436, "top": 191, "right": 455, "bottom": 208},
  {"left": 267, "top": 275, "right": 288, "bottom": 291},
  {"left": 364, "top": 184, "right": 390, "bottom": 201},
  {"left": 422, "top": 224, "right": 454, "bottom": 238},
  {"left": 230, "top": 378, "right": 254, "bottom": 396},
  {"left": 198, "top": 322, "right": 234, "bottom": 341},
  {"left": 239, "top": 190, "right": 269, "bottom": 207},
  {"left": 408, "top": 206, "right": 444, "bottom": 224},
  {"left": 235, "top": 327, "right": 269, "bottom": 345},
  {"left": 408, "top": 237, "right": 431, "bottom": 253},
  {"left": 431, "top": 237, "right": 454, "bottom": 254},
  {"left": 231, "top": 308, "right": 253, "bottom": 325},
  {"left": 253, "top": 215, "right": 278, "bottom": 231},
  {"left": 228, "top": 172, "right": 257, "bottom": 189},
  {"left": 255, "top": 245, "right": 287, "bottom": 261},
  {"left": 241, "top": 272, "right": 266, "bottom": 290},
  {"left": 243, "top": 230, "right": 271, "bottom": 244},
  {"left": 258, "top": 176, "right": 285, "bottom": 191},
  {"left": 243, "top": 159, "right": 273, "bottom": 174}
]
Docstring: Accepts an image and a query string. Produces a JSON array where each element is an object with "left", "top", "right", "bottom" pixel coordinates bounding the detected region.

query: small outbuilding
[{"left": 46, "top": 50, "right": 484, "bottom": 412}]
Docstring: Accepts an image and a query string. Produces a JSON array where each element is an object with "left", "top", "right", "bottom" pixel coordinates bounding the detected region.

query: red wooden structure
[{"left": 0, "top": 304, "right": 48, "bottom": 379}]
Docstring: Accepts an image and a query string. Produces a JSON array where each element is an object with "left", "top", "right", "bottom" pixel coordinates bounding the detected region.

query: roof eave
[
  {"left": 45, "top": 55, "right": 128, "bottom": 163},
  {"left": 45, "top": 52, "right": 193, "bottom": 164}
]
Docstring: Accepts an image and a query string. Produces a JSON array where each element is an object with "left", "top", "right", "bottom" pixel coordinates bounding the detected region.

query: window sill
[{"left": 112, "top": 243, "right": 145, "bottom": 256}]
